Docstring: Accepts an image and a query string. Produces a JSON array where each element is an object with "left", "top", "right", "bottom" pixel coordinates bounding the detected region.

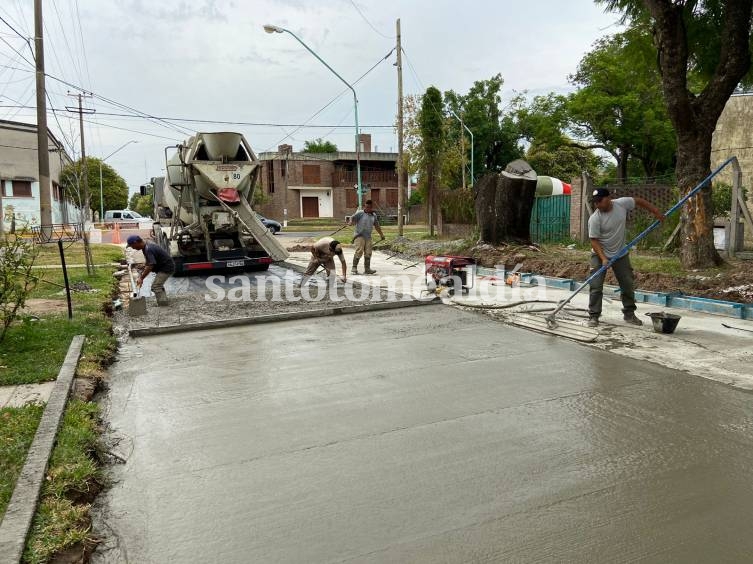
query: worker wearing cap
[
  {"left": 301, "top": 236, "right": 347, "bottom": 284},
  {"left": 348, "top": 199, "right": 385, "bottom": 275},
  {"left": 126, "top": 235, "right": 175, "bottom": 306},
  {"left": 587, "top": 188, "right": 664, "bottom": 327}
]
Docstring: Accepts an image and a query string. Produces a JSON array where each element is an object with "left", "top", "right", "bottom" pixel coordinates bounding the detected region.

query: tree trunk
[
  {"left": 474, "top": 175, "right": 496, "bottom": 243},
  {"left": 675, "top": 130, "right": 721, "bottom": 268},
  {"left": 616, "top": 147, "right": 629, "bottom": 184},
  {"left": 474, "top": 171, "right": 537, "bottom": 244}
]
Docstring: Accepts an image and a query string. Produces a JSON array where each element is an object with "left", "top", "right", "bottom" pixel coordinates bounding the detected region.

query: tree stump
[{"left": 474, "top": 160, "right": 538, "bottom": 244}]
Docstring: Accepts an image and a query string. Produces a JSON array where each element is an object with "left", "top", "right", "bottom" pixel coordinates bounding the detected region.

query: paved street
[{"left": 93, "top": 306, "right": 753, "bottom": 563}]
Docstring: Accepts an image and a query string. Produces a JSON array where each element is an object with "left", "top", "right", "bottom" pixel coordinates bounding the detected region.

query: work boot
[
  {"left": 364, "top": 257, "right": 376, "bottom": 275},
  {"left": 351, "top": 257, "right": 360, "bottom": 275},
  {"left": 623, "top": 313, "right": 643, "bottom": 326},
  {"left": 587, "top": 316, "right": 599, "bottom": 328}
]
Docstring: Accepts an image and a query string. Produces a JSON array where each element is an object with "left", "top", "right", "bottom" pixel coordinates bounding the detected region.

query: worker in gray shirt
[
  {"left": 347, "top": 199, "right": 385, "bottom": 275},
  {"left": 587, "top": 188, "right": 664, "bottom": 327}
]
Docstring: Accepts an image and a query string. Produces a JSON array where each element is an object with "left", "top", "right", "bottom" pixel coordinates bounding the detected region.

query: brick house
[{"left": 256, "top": 134, "right": 400, "bottom": 221}]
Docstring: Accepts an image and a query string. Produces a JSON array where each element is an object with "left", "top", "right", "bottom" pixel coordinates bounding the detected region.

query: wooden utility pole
[
  {"left": 67, "top": 92, "right": 95, "bottom": 274},
  {"left": 34, "top": 0, "right": 52, "bottom": 239},
  {"left": 396, "top": 18, "right": 405, "bottom": 236}
]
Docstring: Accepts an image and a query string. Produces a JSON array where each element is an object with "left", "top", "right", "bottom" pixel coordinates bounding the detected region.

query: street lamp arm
[
  {"left": 265, "top": 24, "right": 363, "bottom": 207},
  {"left": 280, "top": 29, "right": 357, "bottom": 102}
]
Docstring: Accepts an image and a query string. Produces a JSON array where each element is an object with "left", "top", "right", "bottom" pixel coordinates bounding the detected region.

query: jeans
[{"left": 588, "top": 254, "right": 636, "bottom": 318}]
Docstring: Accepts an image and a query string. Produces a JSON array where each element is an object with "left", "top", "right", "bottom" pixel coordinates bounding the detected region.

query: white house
[{"left": 0, "top": 119, "right": 79, "bottom": 232}]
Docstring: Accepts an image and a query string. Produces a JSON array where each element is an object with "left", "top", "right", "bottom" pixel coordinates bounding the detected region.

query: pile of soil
[{"left": 386, "top": 237, "right": 753, "bottom": 304}]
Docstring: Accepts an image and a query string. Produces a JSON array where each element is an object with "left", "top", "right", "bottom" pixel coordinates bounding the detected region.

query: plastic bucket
[{"left": 645, "top": 312, "right": 681, "bottom": 334}]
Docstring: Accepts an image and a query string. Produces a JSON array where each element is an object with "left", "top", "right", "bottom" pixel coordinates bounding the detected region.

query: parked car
[
  {"left": 103, "top": 209, "right": 152, "bottom": 225},
  {"left": 256, "top": 213, "right": 282, "bottom": 234}
]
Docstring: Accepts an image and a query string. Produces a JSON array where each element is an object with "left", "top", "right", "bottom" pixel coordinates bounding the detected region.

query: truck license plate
[{"left": 226, "top": 260, "right": 245, "bottom": 267}]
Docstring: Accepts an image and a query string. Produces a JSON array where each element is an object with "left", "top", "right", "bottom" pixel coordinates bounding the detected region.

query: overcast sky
[{"left": 0, "top": 0, "right": 622, "bottom": 197}]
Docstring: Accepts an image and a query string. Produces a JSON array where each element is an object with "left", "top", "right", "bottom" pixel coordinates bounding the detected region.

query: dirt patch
[
  {"left": 386, "top": 237, "right": 753, "bottom": 304},
  {"left": 22, "top": 298, "right": 71, "bottom": 316}
]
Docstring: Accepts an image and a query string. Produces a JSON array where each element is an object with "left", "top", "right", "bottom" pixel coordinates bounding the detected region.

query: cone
[{"left": 112, "top": 222, "right": 121, "bottom": 244}]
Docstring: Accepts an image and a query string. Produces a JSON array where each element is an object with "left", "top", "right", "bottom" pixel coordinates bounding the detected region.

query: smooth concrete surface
[
  {"left": 288, "top": 249, "right": 753, "bottom": 389},
  {"left": 94, "top": 307, "right": 753, "bottom": 563}
]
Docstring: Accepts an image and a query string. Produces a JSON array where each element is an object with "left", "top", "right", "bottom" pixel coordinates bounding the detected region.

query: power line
[
  {"left": 264, "top": 47, "right": 396, "bottom": 151},
  {"left": 0, "top": 105, "right": 397, "bottom": 129},
  {"left": 348, "top": 0, "right": 391, "bottom": 39}
]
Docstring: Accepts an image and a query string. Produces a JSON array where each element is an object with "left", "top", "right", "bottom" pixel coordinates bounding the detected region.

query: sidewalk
[
  {"left": 287, "top": 248, "right": 753, "bottom": 390},
  {"left": 0, "top": 382, "right": 55, "bottom": 408}
]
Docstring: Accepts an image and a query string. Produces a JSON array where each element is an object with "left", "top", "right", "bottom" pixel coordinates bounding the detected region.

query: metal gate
[{"left": 530, "top": 195, "right": 571, "bottom": 243}]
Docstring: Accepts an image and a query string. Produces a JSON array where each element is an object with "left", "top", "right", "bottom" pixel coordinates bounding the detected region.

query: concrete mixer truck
[{"left": 149, "top": 132, "right": 289, "bottom": 273}]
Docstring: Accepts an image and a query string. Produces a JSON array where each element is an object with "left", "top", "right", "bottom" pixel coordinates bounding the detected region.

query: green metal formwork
[{"left": 530, "top": 195, "right": 571, "bottom": 243}]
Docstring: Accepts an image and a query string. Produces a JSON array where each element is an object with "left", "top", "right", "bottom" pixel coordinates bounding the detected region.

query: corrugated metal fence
[{"left": 530, "top": 195, "right": 571, "bottom": 243}]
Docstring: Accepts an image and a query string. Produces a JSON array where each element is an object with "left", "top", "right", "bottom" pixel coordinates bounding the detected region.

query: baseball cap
[
  {"left": 591, "top": 188, "right": 611, "bottom": 202},
  {"left": 126, "top": 235, "right": 142, "bottom": 247}
]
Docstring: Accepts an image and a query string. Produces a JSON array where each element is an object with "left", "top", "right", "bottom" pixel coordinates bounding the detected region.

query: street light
[
  {"left": 99, "top": 140, "right": 138, "bottom": 221},
  {"left": 263, "top": 24, "right": 364, "bottom": 208},
  {"left": 448, "top": 109, "right": 474, "bottom": 187}
]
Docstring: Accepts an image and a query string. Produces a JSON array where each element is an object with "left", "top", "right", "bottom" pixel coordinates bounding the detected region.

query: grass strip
[
  {"left": 0, "top": 404, "right": 45, "bottom": 519},
  {"left": 22, "top": 400, "right": 101, "bottom": 564}
]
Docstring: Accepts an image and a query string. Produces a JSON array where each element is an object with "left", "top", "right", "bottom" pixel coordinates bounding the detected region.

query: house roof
[{"left": 0, "top": 119, "right": 72, "bottom": 157}]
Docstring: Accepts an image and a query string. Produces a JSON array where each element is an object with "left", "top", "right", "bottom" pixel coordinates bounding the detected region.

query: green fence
[{"left": 530, "top": 195, "right": 571, "bottom": 243}]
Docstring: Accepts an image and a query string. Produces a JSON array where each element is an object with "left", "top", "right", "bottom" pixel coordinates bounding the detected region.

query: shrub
[{"left": 0, "top": 238, "right": 38, "bottom": 342}]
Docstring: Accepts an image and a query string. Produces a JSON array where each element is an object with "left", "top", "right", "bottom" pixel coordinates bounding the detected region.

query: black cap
[{"left": 591, "top": 188, "right": 611, "bottom": 202}]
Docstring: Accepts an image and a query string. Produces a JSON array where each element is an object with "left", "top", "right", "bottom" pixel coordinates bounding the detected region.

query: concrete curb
[
  {"left": 129, "top": 298, "right": 441, "bottom": 338},
  {"left": 0, "top": 335, "right": 85, "bottom": 564}
]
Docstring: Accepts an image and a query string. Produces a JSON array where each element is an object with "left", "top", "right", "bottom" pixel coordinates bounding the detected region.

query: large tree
[
  {"left": 567, "top": 28, "right": 676, "bottom": 182},
  {"left": 599, "top": 0, "right": 753, "bottom": 268},
  {"left": 60, "top": 157, "right": 129, "bottom": 220},
  {"left": 418, "top": 86, "right": 445, "bottom": 236},
  {"left": 444, "top": 74, "right": 523, "bottom": 181}
]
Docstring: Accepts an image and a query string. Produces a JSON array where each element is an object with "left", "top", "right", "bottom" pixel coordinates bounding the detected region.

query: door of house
[
  {"left": 302, "top": 197, "right": 319, "bottom": 218},
  {"left": 370, "top": 188, "right": 381, "bottom": 205}
]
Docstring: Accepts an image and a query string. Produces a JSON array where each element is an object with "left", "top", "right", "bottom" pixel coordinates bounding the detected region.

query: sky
[{"left": 0, "top": 0, "right": 623, "bottom": 197}]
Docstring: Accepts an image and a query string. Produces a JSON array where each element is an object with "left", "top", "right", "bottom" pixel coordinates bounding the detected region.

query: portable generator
[{"left": 425, "top": 255, "right": 476, "bottom": 296}]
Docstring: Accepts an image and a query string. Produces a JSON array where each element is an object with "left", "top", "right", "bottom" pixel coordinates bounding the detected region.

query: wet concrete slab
[{"left": 93, "top": 306, "right": 753, "bottom": 563}]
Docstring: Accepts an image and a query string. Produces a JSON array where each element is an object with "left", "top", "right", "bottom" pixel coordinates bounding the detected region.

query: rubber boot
[
  {"left": 364, "top": 257, "right": 376, "bottom": 275},
  {"left": 351, "top": 257, "right": 360, "bottom": 275}
]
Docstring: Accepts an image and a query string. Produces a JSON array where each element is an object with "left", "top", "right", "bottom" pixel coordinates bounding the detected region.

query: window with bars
[
  {"left": 53, "top": 182, "right": 61, "bottom": 201},
  {"left": 12, "top": 180, "right": 32, "bottom": 197},
  {"left": 302, "top": 165, "right": 321, "bottom": 185}
]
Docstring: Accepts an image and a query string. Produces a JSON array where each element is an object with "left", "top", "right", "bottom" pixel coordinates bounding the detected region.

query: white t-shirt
[{"left": 588, "top": 197, "right": 635, "bottom": 257}]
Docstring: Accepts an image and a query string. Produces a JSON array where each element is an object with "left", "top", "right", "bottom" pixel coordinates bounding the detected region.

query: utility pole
[
  {"left": 34, "top": 0, "right": 52, "bottom": 239},
  {"left": 396, "top": 18, "right": 405, "bottom": 236},
  {"left": 460, "top": 119, "right": 467, "bottom": 190},
  {"left": 67, "top": 92, "right": 95, "bottom": 274}
]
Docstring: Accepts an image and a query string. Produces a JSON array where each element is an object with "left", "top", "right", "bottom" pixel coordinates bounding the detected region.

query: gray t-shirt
[
  {"left": 588, "top": 197, "right": 635, "bottom": 257},
  {"left": 351, "top": 210, "right": 379, "bottom": 240}
]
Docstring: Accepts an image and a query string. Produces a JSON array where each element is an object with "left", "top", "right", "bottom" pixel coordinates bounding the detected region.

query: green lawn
[
  {"left": 0, "top": 404, "right": 45, "bottom": 519},
  {"left": 1, "top": 267, "right": 117, "bottom": 387},
  {"left": 32, "top": 242, "right": 123, "bottom": 267},
  {"left": 23, "top": 401, "right": 101, "bottom": 563}
]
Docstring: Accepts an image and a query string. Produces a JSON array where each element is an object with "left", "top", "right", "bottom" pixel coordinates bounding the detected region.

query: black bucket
[{"left": 645, "top": 312, "right": 681, "bottom": 334}]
